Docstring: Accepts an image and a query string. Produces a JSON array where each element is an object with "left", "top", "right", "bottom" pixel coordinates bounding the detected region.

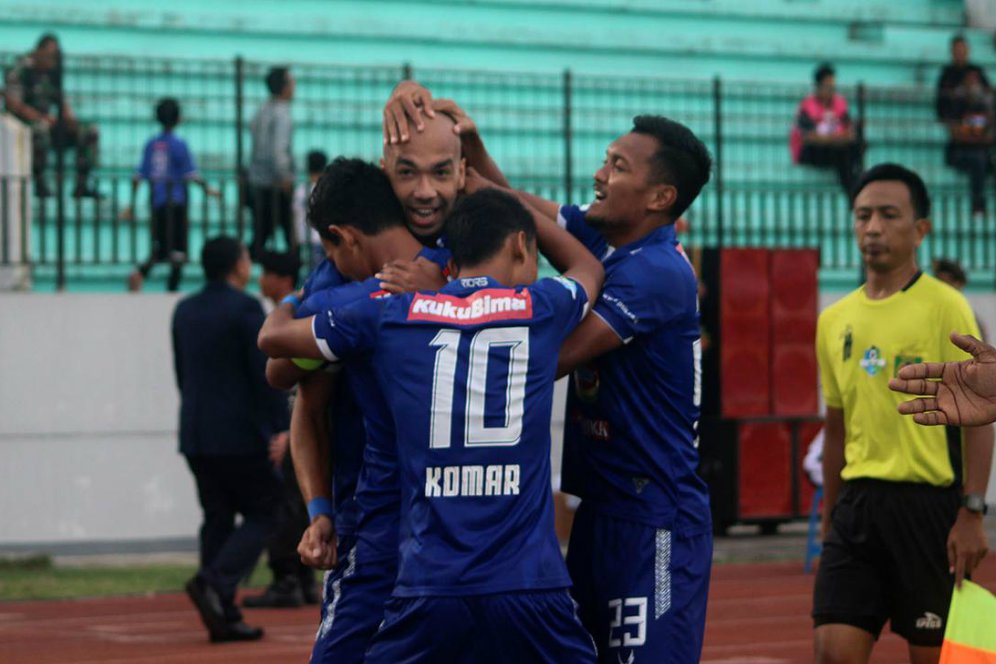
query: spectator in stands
[
  {"left": 247, "top": 67, "right": 296, "bottom": 259},
  {"left": 292, "top": 150, "right": 328, "bottom": 270},
  {"left": 936, "top": 36, "right": 993, "bottom": 219},
  {"left": 933, "top": 257, "right": 988, "bottom": 341},
  {"left": 243, "top": 249, "right": 319, "bottom": 608},
  {"left": 3, "top": 33, "right": 100, "bottom": 198},
  {"left": 126, "top": 98, "right": 219, "bottom": 293},
  {"left": 172, "top": 236, "right": 288, "bottom": 643},
  {"left": 790, "top": 62, "right": 863, "bottom": 195}
]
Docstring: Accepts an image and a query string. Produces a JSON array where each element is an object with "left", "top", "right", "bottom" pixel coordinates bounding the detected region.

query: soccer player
[
  {"left": 814, "top": 164, "right": 992, "bottom": 664},
  {"left": 385, "top": 84, "right": 714, "bottom": 663},
  {"left": 262, "top": 157, "right": 449, "bottom": 663},
  {"left": 260, "top": 189, "right": 603, "bottom": 663},
  {"left": 890, "top": 332, "right": 996, "bottom": 427}
]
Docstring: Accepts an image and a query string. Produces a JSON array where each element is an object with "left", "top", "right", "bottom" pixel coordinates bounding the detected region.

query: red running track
[{"left": 1, "top": 556, "right": 992, "bottom": 663}]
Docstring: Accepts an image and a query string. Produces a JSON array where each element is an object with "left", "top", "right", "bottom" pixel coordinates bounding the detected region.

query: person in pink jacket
[{"left": 790, "top": 63, "right": 864, "bottom": 194}]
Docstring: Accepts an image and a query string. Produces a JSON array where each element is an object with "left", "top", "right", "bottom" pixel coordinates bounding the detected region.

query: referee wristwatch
[{"left": 962, "top": 493, "right": 988, "bottom": 515}]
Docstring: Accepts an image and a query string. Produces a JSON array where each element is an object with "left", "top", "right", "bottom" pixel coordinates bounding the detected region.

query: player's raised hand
[
  {"left": 889, "top": 332, "right": 996, "bottom": 426},
  {"left": 431, "top": 98, "right": 478, "bottom": 139},
  {"left": 464, "top": 166, "right": 498, "bottom": 194},
  {"left": 383, "top": 81, "right": 435, "bottom": 145},
  {"left": 298, "top": 516, "right": 337, "bottom": 570},
  {"left": 376, "top": 257, "right": 446, "bottom": 294}
]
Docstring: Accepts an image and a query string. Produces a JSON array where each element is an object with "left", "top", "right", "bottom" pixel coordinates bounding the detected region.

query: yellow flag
[{"left": 940, "top": 581, "right": 996, "bottom": 664}]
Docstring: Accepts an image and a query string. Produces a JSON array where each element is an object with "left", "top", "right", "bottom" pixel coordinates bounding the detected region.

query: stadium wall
[{"left": 1, "top": 292, "right": 994, "bottom": 547}]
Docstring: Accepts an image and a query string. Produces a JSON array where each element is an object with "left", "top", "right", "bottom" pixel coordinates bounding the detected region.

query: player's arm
[
  {"left": 257, "top": 299, "right": 324, "bottom": 360},
  {"left": 820, "top": 407, "right": 845, "bottom": 540},
  {"left": 890, "top": 333, "right": 996, "bottom": 426},
  {"left": 266, "top": 357, "right": 311, "bottom": 390},
  {"left": 530, "top": 198, "right": 603, "bottom": 308},
  {"left": 429, "top": 97, "right": 511, "bottom": 188},
  {"left": 949, "top": 423, "right": 994, "bottom": 586},
  {"left": 292, "top": 370, "right": 338, "bottom": 570}
]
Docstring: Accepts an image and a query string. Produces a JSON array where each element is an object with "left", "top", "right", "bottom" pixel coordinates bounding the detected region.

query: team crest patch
[
  {"left": 574, "top": 365, "right": 600, "bottom": 402},
  {"left": 860, "top": 346, "right": 887, "bottom": 376}
]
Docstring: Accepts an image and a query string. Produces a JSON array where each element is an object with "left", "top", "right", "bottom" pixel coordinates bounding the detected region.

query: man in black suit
[{"left": 172, "top": 236, "right": 288, "bottom": 642}]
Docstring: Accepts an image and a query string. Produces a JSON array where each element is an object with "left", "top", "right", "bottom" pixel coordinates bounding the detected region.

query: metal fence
[{"left": 1, "top": 52, "right": 993, "bottom": 289}]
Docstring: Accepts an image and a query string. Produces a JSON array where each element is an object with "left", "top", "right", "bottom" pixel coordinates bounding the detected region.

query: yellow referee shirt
[{"left": 816, "top": 273, "right": 980, "bottom": 486}]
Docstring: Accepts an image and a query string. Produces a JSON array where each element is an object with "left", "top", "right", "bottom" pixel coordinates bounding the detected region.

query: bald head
[
  {"left": 383, "top": 112, "right": 462, "bottom": 164},
  {"left": 383, "top": 112, "right": 465, "bottom": 240}
]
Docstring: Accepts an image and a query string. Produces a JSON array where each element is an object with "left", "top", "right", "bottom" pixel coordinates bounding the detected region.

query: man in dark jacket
[{"left": 172, "top": 235, "right": 288, "bottom": 642}]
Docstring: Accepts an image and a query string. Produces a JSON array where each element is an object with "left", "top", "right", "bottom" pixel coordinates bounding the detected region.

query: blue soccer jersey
[
  {"left": 312, "top": 275, "right": 588, "bottom": 596},
  {"left": 301, "top": 259, "right": 347, "bottom": 298},
  {"left": 297, "top": 247, "right": 451, "bottom": 543},
  {"left": 558, "top": 204, "right": 711, "bottom": 535},
  {"left": 136, "top": 132, "right": 198, "bottom": 209}
]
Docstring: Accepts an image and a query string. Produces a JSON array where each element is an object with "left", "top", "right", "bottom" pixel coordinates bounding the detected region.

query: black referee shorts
[{"left": 812, "top": 479, "right": 961, "bottom": 647}]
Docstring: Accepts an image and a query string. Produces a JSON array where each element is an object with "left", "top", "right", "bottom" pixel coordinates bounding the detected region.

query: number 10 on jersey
[{"left": 428, "top": 327, "right": 530, "bottom": 449}]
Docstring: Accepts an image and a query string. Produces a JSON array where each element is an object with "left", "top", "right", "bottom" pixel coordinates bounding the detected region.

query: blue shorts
[
  {"left": 310, "top": 539, "right": 396, "bottom": 664},
  {"left": 364, "top": 589, "right": 597, "bottom": 664},
  {"left": 566, "top": 502, "right": 712, "bottom": 664}
]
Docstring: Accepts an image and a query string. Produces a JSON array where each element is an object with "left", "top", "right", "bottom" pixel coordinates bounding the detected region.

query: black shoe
[
  {"left": 209, "top": 620, "right": 264, "bottom": 643},
  {"left": 242, "top": 579, "right": 304, "bottom": 609},
  {"left": 184, "top": 576, "right": 227, "bottom": 633}
]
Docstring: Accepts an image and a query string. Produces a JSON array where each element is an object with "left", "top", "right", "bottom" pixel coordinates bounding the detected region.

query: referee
[{"left": 813, "top": 163, "right": 992, "bottom": 664}]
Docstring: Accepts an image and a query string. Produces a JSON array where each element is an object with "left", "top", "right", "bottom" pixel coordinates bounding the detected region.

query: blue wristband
[
  {"left": 281, "top": 293, "right": 302, "bottom": 309},
  {"left": 307, "top": 496, "right": 334, "bottom": 522}
]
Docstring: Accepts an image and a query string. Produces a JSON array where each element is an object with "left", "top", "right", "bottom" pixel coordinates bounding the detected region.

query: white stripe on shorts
[{"left": 654, "top": 529, "right": 672, "bottom": 619}]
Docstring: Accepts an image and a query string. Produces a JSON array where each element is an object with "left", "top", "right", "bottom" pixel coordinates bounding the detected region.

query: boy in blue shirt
[
  {"left": 127, "top": 98, "right": 218, "bottom": 291},
  {"left": 260, "top": 189, "right": 603, "bottom": 663}
]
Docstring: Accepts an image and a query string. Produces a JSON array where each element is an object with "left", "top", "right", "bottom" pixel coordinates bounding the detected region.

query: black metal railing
[{"left": 0, "top": 52, "right": 993, "bottom": 288}]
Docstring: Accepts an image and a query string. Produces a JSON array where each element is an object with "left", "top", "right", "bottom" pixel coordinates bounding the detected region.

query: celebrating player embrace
[{"left": 261, "top": 188, "right": 602, "bottom": 662}]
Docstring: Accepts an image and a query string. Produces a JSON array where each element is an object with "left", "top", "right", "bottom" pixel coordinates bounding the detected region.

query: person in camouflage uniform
[{"left": 4, "top": 34, "right": 99, "bottom": 197}]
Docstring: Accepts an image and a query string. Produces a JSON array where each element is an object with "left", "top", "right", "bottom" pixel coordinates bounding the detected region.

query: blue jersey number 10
[{"left": 428, "top": 326, "right": 530, "bottom": 449}]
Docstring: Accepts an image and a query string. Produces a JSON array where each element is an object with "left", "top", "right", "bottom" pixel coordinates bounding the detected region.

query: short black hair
[
  {"left": 259, "top": 250, "right": 302, "bottom": 287},
  {"left": 630, "top": 115, "right": 712, "bottom": 219},
  {"left": 308, "top": 157, "right": 406, "bottom": 243},
  {"left": 266, "top": 67, "right": 290, "bottom": 96},
  {"left": 933, "top": 258, "right": 967, "bottom": 284},
  {"left": 156, "top": 97, "right": 181, "bottom": 128},
  {"left": 307, "top": 150, "right": 329, "bottom": 175},
  {"left": 36, "top": 33, "right": 59, "bottom": 50},
  {"left": 814, "top": 62, "right": 835, "bottom": 86},
  {"left": 952, "top": 34, "right": 967, "bottom": 46},
  {"left": 851, "top": 163, "right": 931, "bottom": 219},
  {"left": 200, "top": 236, "right": 244, "bottom": 282},
  {"left": 445, "top": 189, "right": 536, "bottom": 269}
]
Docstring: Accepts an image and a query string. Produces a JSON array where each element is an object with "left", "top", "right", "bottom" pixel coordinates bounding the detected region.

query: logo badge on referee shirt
[{"left": 860, "top": 346, "right": 887, "bottom": 377}]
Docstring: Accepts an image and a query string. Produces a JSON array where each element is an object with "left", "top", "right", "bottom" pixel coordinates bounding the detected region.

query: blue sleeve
[
  {"left": 557, "top": 204, "right": 610, "bottom": 260},
  {"left": 302, "top": 261, "right": 347, "bottom": 299},
  {"left": 136, "top": 141, "right": 153, "bottom": 178},
  {"left": 593, "top": 256, "right": 692, "bottom": 343},
  {"left": 311, "top": 297, "right": 382, "bottom": 362},
  {"left": 533, "top": 276, "right": 590, "bottom": 343},
  {"left": 296, "top": 279, "right": 381, "bottom": 318}
]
